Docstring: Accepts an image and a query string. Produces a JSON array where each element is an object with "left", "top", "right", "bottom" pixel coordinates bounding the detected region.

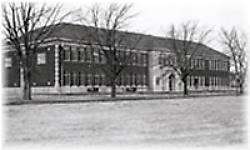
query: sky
[{"left": 2, "top": 0, "right": 250, "bottom": 51}]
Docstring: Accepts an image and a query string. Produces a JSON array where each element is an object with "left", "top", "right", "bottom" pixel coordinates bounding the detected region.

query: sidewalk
[{"left": 4, "top": 90, "right": 237, "bottom": 105}]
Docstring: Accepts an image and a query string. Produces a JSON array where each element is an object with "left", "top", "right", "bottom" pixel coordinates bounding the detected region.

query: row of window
[
  {"left": 63, "top": 45, "right": 147, "bottom": 66},
  {"left": 187, "top": 76, "right": 229, "bottom": 87},
  {"left": 158, "top": 54, "right": 176, "bottom": 66},
  {"left": 158, "top": 54, "right": 229, "bottom": 71},
  {"left": 62, "top": 71, "right": 147, "bottom": 86},
  {"left": 4, "top": 52, "right": 47, "bottom": 68},
  {"left": 187, "top": 76, "right": 206, "bottom": 87},
  {"left": 209, "top": 60, "right": 228, "bottom": 71},
  {"left": 208, "top": 76, "right": 229, "bottom": 86},
  {"left": 190, "top": 59, "right": 205, "bottom": 70}
]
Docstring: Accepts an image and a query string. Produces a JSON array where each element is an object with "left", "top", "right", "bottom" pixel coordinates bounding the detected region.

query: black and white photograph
[{"left": 1, "top": 0, "right": 249, "bottom": 149}]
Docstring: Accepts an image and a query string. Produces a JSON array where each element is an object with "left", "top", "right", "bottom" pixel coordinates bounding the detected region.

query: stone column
[{"left": 54, "top": 44, "right": 61, "bottom": 93}]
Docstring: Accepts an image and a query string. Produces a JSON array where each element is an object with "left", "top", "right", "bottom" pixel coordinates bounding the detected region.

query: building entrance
[{"left": 169, "top": 74, "right": 175, "bottom": 91}]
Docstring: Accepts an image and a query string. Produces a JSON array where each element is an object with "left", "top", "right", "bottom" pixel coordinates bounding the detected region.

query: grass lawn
[{"left": 3, "top": 96, "right": 246, "bottom": 147}]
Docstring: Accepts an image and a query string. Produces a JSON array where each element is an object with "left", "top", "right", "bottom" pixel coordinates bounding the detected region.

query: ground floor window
[
  {"left": 71, "top": 72, "right": 78, "bottom": 86},
  {"left": 63, "top": 71, "right": 71, "bottom": 85},
  {"left": 62, "top": 71, "right": 146, "bottom": 87},
  {"left": 80, "top": 72, "right": 85, "bottom": 85}
]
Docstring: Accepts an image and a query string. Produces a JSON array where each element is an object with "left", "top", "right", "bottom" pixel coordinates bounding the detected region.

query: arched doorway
[{"left": 169, "top": 74, "right": 175, "bottom": 91}]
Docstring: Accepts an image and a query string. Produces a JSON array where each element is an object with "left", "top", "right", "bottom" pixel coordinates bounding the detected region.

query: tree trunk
[
  {"left": 23, "top": 80, "right": 31, "bottom": 100},
  {"left": 183, "top": 77, "right": 188, "bottom": 96},
  {"left": 21, "top": 67, "right": 32, "bottom": 100},
  {"left": 111, "top": 82, "right": 116, "bottom": 98}
]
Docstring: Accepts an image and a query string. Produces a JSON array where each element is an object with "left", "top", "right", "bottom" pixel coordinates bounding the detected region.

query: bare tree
[
  {"left": 77, "top": 3, "right": 142, "bottom": 98},
  {"left": 2, "top": 2, "right": 70, "bottom": 100},
  {"left": 220, "top": 27, "right": 247, "bottom": 94},
  {"left": 164, "top": 21, "right": 212, "bottom": 95}
]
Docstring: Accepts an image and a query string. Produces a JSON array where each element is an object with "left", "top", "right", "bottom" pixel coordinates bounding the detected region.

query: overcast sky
[{"left": 8, "top": 0, "right": 250, "bottom": 51}]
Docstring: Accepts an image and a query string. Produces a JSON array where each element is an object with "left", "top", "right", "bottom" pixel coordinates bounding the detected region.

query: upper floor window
[
  {"left": 132, "top": 53, "right": 137, "bottom": 66},
  {"left": 37, "top": 53, "right": 46, "bottom": 65},
  {"left": 64, "top": 46, "right": 70, "bottom": 61},
  {"left": 159, "top": 54, "right": 164, "bottom": 65},
  {"left": 85, "top": 47, "right": 92, "bottom": 63},
  {"left": 4, "top": 57, "right": 12, "bottom": 68},
  {"left": 142, "top": 54, "right": 147, "bottom": 66},
  {"left": 93, "top": 48, "right": 100, "bottom": 63},
  {"left": 190, "top": 59, "right": 195, "bottom": 69},
  {"left": 79, "top": 47, "right": 86, "bottom": 61},
  {"left": 71, "top": 46, "right": 78, "bottom": 61},
  {"left": 209, "top": 60, "right": 215, "bottom": 70}
]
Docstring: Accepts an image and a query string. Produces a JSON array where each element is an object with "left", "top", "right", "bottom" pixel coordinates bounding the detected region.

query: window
[
  {"left": 4, "top": 57, "right": 12, "bottom": 68},
  {"left": 131, "top": 74, "right": 135, "bottom": 85},
  {"left": 195, "top": 59, "right": 199, "bottom": 69},
  {"left": 126, "top": 74, "right": 130, "bottom": 85},
  {"left": 191, "top": 59, "right": 195, "bottom": 69},
  {"left": 202, "top": 76, "right": 205, "bottom": 86},
  {"left": 159, "top": 54, "right": 164, "bottom": 65},
  {"left": 63, "top": 71, "right": 71, "bottom": 85},
  {"left": 80, "top": 72, "right": 85, "bottom": 85},
  {"left": 93, "top": 48, "right": 99, "bottom": 63},
  {"left": 71, "top": 46, "right": 78, "bottom": 61},
  {"left": 80, "top": 47, "right": 85, "bottom": 61},
  {"left": 100, "top": 73, "right": 105, "bottom": 85},
  {"left": 99, "top": 49, "right": 104, "bottom": 64},
  {"left": 64, "top": 46, "right": 70, "bottom": 61},
  {"left": 142, "top": 54, "right": 147, "bottom": 66},
  {"left": 127, "top": 51, "right": 132, "bottom": 65},
  {"left": 138, "top": 54, "right": 143, "bottom": 66},
  {"left": 72, "top": 72, "right": 78, "bottom": 86},
  {"left": 136, "top": 53, "right": 140, "bottom": 66},
  {"left": 85, "top": 47, "right": 92, "bottom": 63},
  {"left": 209, "top": 60, "right": 212, "bottom": 70},
  {"left": 198, "top": 59, "right": 204, "bottom": 69},
  {"left": 210, "top": 76, "right": 213, "bottom": 86},
  {"left": 37, "top": 53, "right": 46, "bottom": 65},
  {"left": 93, "top": 74, "right": 99, "bottom": 85},
  {"left": 142, "top": 74, "right": 146, "bottom": 85},
  {"left": 85, "top": 73, "right": 92, "bottom": 86},
  {"left": 132, "top": 53, "right": 137, "bottom": 65},
  {"left": 134, "top": 74, "right": 138, "bottom": 85}
]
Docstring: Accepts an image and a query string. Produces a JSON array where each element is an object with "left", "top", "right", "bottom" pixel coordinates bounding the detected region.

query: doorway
[{"left": 169, "top": 74, "right": 175, "bottom": 91}]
